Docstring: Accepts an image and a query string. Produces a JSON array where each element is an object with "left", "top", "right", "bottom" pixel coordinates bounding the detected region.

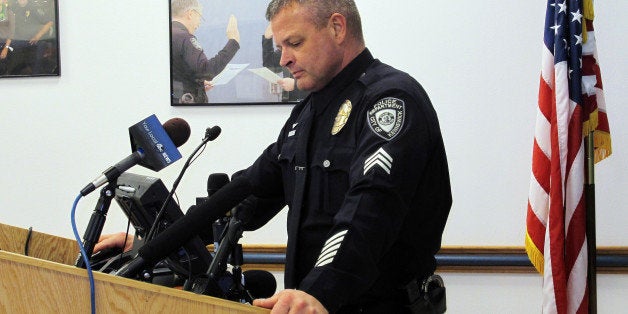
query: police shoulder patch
[
  {"left": 190, "top": 37, "right": 203, "bottom": 51},
  {"left": 367, "top": 97, "right": 405, "bottom": 140}
]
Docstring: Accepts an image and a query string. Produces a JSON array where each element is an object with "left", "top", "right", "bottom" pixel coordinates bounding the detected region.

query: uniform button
[{"left": 323, "top": 160, "right": 331, "bottom": 168}]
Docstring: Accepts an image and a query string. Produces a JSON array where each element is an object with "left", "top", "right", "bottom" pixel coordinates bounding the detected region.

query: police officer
[
  {"left": 245, "top": 0, "right": 452, "bottom": 313},
  {"left": 6, "top": 0, "right": 55, "bottom": 75},
  {"left": 170, "top": 0, "right": 240, "bottom": 104},
  {"left": 95, "top": 0, "right": 451, "bottom": 312},
  {"left": 0, "top": 0, "right": 15, "bottom": 74}
]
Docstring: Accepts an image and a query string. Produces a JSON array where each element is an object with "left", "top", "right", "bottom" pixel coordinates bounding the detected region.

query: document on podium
[
  {"left": 248, "top": 67, "right": 283, "bottom": 84},
  {"left": 211, "top": 63, "right": 249, "bottom": 85}
]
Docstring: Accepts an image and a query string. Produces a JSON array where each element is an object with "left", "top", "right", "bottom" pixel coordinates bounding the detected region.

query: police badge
[
  {"left": 331, "top": 99, "right": 352, "bottom": 135},
  {"left": 367, "top": 97, "right": 405, "bottom": 140}
]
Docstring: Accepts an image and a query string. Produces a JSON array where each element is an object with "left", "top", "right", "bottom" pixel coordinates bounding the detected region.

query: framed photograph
[
  {"left": 0, "top": 0, "right": 60, "bottom": 78},
  {"left": 170, "top": 0, "right": 307, "bottom": 106}
]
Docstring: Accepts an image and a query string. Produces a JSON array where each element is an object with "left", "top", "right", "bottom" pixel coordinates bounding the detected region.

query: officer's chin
[{"left": 296, "top": 78, "right": 318, "bottom": 93}]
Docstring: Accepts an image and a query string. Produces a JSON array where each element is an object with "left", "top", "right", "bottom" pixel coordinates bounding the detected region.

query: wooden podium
[{"left": 0, "top": 223, "right": 268, "bottom": 313}]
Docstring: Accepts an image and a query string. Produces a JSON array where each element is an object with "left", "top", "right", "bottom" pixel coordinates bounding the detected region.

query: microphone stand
[
  {"left": 75, "top": 183, "right": 115, "bottom": 268},
  {"left": 191, "top": 211, "right": 253, "bottom": 303}
]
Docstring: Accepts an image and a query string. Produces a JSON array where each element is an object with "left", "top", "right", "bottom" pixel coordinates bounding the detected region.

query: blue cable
[{"left": 70, "top": 194, "right": 96, "bottom": 314}]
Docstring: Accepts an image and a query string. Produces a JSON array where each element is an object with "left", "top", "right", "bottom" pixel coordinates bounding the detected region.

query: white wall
[{"left": 0, "top": 1, "right": 626, "bottom": 312}]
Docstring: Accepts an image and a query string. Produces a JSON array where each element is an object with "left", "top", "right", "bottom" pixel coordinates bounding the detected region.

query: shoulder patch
[
  {"left": 367, "top": 97, "right": 405, "bottom": 140},
  {"left": 189, "top": 37, "right": 203, "bottom": 51}
]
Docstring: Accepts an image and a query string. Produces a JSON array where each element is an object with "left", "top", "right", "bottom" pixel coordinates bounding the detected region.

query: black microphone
[
  {"left": 208, "top": 172, "right": 230, "bottom": 195},
  {"left": 196, "top": 173, "right": 230, "bottom": 206},
  {"left": 195, "top": 173, "right": 231, "bottom": 244},
  {"left": 80, "top": 115, "right": 191, "bottom": 196},
  {"left": 116, "top": 177, "right": 253, "bottom": 278},
  {"left": 243, "top": 270, "right": 277, "bottom": 299},
  {"left": 204, "top": 125, "right": 221, "bottom": 142}
]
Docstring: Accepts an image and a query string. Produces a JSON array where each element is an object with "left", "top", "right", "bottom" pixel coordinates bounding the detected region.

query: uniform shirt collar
[{"left": 310, "top": 48, "right": 375, "bottom": 116}]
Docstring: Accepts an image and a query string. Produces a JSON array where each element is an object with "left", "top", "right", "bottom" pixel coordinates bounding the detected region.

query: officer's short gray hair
[
  {"left": 171, "top": 0, "right": 202, "bottom": 18},
  {"left": 265, "top": 0, "right": 364, "bottom": 44}
]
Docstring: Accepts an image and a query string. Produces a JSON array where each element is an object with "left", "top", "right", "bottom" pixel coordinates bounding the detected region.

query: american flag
[{"left": 525, "top": 0, "right": 611, "bottom": 313}]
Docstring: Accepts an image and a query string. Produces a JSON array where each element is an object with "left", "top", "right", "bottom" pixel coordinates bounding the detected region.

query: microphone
[
  {"left": 207, "top": 172, "right": 230, "bottom": 195},
  {"left": 162, "top": 117, "right": 191, "bottom": 148},
  {"left": 196, "top": 173, "right": 230, "bottom": 206},
  {"left": 116, "top": 177, "right": 253, "bottom": 278},
  {"left": 243, "top": 270, "right": 277, "bottom": 299},
  {"left": 80, "top": 115, "right": 190, "bottom": 196},
  {"left": 195, "top": 173, "right": 230, "bottom": 244},
  {"left": 204, "top": 125, "right": 222, "bottom": 142}
]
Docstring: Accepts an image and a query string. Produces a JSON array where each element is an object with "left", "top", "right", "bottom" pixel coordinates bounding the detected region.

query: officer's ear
[{"left": 328, "top": 13, "right": 347, "bottom": 44}]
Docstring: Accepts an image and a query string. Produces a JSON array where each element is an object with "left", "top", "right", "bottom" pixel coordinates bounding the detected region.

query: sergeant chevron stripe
[
  {"left": 314, "top": 230, "right": 348, "bottom": 268},
  {"left": 364, "top": 147, "right": 393, "bottom": 175}
]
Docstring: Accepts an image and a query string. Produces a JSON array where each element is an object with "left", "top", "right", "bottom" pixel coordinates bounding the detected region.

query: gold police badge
[{"left": 332, "top": 99, "right": 352, "bottom": 135}]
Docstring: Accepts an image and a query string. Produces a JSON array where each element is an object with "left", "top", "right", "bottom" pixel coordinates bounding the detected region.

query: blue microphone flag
[{"left": 128, "top": 114, "right": 182, "bottom": 172}]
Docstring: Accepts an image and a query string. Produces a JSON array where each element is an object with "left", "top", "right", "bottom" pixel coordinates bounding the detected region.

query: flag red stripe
[
  {"left": 548, "top": 87, "right": 568, "bottom": 313},
  {"left": 538, "top": 77, "right": 553, "bottom": 120},
  {"left": 527, "top": 203, "right": 546, "bottom": 250},
  {"left": 532, "top": 140, "right": 551, "bottom": 192}
]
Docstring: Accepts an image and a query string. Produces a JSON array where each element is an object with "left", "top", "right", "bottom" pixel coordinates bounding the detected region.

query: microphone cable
[{"left": 70, "top": 194, "right": 96, "bottom": 314}]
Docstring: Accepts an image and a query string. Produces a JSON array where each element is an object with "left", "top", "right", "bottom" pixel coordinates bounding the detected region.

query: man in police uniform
[
  {"left": 245, "top": 0, "right": 452, "bottom": 313},
  {"left": 0, "top": 0, "right": 15, "bottom": 75},
  {"left": 5, "top": 0, "right": 55, "bottom": 75},
  {"left": 170, "top": 0, "right": 240, "bottom": 104},
  {"left": 95, "top": 0, "right": 451, "bottom": 312}
]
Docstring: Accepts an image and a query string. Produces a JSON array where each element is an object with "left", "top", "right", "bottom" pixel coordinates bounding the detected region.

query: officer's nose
[{"left": 279, "top": 49, "right": 294, "bottom": 68}]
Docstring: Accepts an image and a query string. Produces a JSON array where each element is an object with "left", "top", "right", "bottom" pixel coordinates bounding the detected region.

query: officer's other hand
[
  {"left": 253, "top": 289, "right": 328, "bottom": 314},
  {"left": 226, "top": 14, "right": 240, "bottom": 43}
]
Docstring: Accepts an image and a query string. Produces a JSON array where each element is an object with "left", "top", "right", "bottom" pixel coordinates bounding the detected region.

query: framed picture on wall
[
  {"left": 0, "top": 0, "right": 60, "bottom": 78},
  {"left": 169, "top": 0, "right": 308, "bottom": 106}
]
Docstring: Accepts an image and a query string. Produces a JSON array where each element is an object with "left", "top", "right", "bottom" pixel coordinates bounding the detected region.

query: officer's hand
[
  {"left": 264, "top": 23, "right": 273, "bottom": 39},
  {"left": 204, "top": 80, "right": 214, "bottom": 91},
  {"left": 253, "top": 289, "right": 328, "bottom": 314},
  {"left": 277, "top": 78, "right": 296, "bottom": 91},
  {"left": 93, "top": 232, "right": 134, "bottom": 253},
  {"left": 226, "top": 14, "right": 240, "bottom": 43}
]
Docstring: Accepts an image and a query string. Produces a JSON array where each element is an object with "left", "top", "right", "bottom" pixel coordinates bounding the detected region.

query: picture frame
[
  {"left": 0, "top": 0, "right": 60, "bottom": 78},
  {"left": 169, "top": 0, "right": 307, "bottom": 106}
]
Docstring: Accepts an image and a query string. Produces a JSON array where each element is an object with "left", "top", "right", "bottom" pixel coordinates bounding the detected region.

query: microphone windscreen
[
  {"left": 205, "top": 126, "right": 221, "bottom": 141},
  {"left": 243, "top": 270, "right": 277, "bottom": 299},
  {"left": 163, "top": 117, "right": 191, "bottom": 147},
  {"left": 207, "top": 173, "right": 230, "bottom": 196}
]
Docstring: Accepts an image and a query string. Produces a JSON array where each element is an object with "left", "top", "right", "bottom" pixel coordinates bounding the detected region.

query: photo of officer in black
[
  {"left": 170, "top": 0, "right": 240, "bottom": 104},
  {"left": 3, "top": 0, "right": 58, "bottom": 76},
  {"left": 0, "top": 0, "right": 15, "bottom": 75}
]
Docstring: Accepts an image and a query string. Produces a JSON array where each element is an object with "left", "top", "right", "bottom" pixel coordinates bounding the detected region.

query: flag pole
[{"left": 585, "top": 130, "right": 597, "bottom": 314}]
